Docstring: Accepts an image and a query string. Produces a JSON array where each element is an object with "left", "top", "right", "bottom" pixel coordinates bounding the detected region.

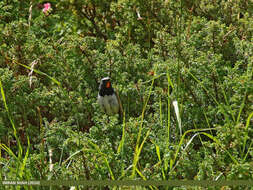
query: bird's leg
[{"left": 115, "top": 89, "right": 123, "bottom": 124}]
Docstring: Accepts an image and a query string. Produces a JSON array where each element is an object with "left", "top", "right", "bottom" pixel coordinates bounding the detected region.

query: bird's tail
[{"left": 115, "top": 89, "right": 123, "bottom": 124}]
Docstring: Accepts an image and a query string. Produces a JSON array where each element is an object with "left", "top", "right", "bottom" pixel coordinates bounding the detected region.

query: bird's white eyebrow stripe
[{"left": 101, "top": 77, "right": 110, "bottom": 81}]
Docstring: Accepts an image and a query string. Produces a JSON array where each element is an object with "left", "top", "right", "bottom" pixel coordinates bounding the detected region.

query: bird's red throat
[{"left": 106, "top": 82, "right": 111, "bottom": 88}]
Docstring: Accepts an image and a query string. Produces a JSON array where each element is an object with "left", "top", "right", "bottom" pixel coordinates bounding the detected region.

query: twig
[{"left": 28, "top": 1, "right": 33, "bottom": 28}]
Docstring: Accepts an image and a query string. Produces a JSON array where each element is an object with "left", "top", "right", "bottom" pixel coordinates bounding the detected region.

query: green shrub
[{"left": 0, "top": 0, "right": 252, "bottom": 186}]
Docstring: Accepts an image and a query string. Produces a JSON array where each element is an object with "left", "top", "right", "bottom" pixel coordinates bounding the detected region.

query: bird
[{"left": 98, "top": 77, "right": 121, "bottom": 116}]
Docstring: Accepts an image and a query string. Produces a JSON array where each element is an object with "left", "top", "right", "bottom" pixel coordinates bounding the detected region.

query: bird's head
[
  {"left": 101, "top": 77, "right": 111, "bottom": 89},
  {"left": 99, "top": 77, "right": 114, "bottom": 96}
]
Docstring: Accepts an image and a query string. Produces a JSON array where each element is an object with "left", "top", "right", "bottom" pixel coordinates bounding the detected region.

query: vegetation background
[{"left": 0, "top": 0, "right": 253, "bottom": 189}]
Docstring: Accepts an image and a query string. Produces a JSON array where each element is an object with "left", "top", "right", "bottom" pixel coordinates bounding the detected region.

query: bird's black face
[
  {"left": 101, "top": 77, "right": 111, "bottom": 88},
  {"left": 99, "top": 77, "right": 114, "bottom": 96}
]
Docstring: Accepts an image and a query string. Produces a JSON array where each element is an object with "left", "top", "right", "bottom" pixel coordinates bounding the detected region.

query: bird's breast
[{"left": 98, "top": 93, "right": 119, "bottom": 115}]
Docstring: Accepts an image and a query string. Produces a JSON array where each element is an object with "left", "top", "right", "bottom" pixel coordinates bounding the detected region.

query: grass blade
[
  {"left": 186, "top": 68, "right": 218, "bottom": 105},
  {"left": 164, "top": 71, "right": 173, "bottom": 174},
  {"left": 19, "top": 137, "right": 30, "bottom": 178},
  {"left": 87, "top": 140, "right": 115, "bottom": 180},
  {"left": 151, "top": 140, "right": 166, "bottom": 180},
  {"left": 135, "top": 168, "right": 157, "bottom": 190},
  {"left": 132, "top": 128, "right": 151, "bottom": 178},
  {"left": 199, "top": 132, "right": 238, "bottom": 164},
  {"left": 245, "top": 111, "right": 253, "bottom": 131},
  {"left": 0, "top": 79, "right": 23, "bottom": 161},
  {"left": 117, "top": 112, "right": 126, "bottom": 154},
  {"left": 243, "top": 140, "right": 253, "bottom": 162},
  {"left": 15, "top": 61, "right": 61, "bottom": 87},
  {"left": 172, "top": 100, "right": 182, "bottom": 136},
  {"left": 242, "top": 111, "right": 253, "bottom": 158},
  {"left": 170, "top": 128, "right": 216, "bottom": 171},
  {"left": 131, "top": 67, "right": 158, "bottom": 178},
  {"left": 0, "top": 143, "right": 17, "bottom": 160}
]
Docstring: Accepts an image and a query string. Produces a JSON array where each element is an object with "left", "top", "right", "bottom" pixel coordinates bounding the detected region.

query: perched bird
[{"left": 98, "top": 77, "right": 121, "bottom": 116}]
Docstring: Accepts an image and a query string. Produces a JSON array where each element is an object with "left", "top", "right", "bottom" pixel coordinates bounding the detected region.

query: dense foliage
[{"left": 0, "top": 0, "right": 253, "bottom": 189}]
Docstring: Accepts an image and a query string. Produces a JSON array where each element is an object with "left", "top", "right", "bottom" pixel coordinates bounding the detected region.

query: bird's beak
[{"left": 106, "top": 81, "right": 111, "bottom": 88}]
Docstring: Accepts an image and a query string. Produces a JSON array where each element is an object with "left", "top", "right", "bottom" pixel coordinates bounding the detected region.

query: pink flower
[{"left": 43, "top": 3, "right": 51, "bottom": 14}]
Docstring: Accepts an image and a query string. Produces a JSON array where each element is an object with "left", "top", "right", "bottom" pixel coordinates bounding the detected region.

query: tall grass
[
  {"left": 149, "top": 65, "right": 253, "bottom": 182},
  {"left": 0, "top": 61, "right": 61, "bottom": 187},
  {"left": 117, "top": 111, "right": 126, "bottom": 179},
  {"left": 131, "top": 64, "right": 158, "bottom": 179},
  {"left": 187, "top": 67, "right": 253, "bottom": 163},
  {"left": 0, "top": 79, "right": 31, "bottom": 186}
]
